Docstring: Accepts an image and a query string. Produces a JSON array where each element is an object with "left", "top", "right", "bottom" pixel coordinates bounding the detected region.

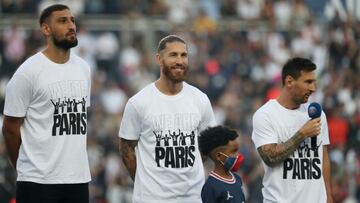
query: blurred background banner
[
  {"left": 0, "top": 0, "right": 359, "bottom": 203},
  {"left": 306, "top": 0, "right": 360, "bottom": 21}
]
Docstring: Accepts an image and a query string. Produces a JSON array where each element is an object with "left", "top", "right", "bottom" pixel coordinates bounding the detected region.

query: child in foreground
[{"left": 199, "top": 125, "right": 246, "bottom": 203}]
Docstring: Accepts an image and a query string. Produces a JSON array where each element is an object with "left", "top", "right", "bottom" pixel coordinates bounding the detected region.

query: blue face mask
[{"left": 219, "top": 152, "right": 245, "bottom": 172}]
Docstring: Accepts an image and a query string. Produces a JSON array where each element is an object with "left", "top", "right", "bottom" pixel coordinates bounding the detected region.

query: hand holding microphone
[
  {"left": 298, "top": 102, "right": 322, "bottom": 139},
  {"left": 308, "top": 102, "right": 322, "bottom": 148},
  {"left": 308, "top": 102, "right": 322, "bottom": 120}
]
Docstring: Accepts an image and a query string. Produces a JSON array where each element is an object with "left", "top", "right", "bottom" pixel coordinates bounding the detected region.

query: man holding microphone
[{"left": 252, "top": 57, "right": 333, "bottom": 203}]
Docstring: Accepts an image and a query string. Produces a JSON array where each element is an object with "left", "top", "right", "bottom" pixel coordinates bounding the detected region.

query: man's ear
[
  {"left": 155, "top": 53, "right": 162, "bottom": 66},
  {"left": 285, "top": 75, "right": 295, "bottom": 87},
  {"left": 41, "top": 23, "right": 51, "bottom": 37}
]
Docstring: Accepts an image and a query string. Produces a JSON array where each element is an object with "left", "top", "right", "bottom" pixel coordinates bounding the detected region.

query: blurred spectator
[
  {"left": 328, "top": 105, "right": 350, "bottom": 149},
  {"left": 38, "top": 0, "right": 84, "bottom": 16},
  {"left": 2, "top": 25, "right": 26, "bottom": 77},
  {"left": 119, "top": 44, "right": 141, "bottom": 82},
  {"left": 95, "top": 32, "right": 119, "bottom": 81},
  {"left": 73, "top": 25, "right": 97, "bottom": 73},
  {"left": 199, "top": 0, "right": 220, "bottom": 21},
  {"left": 192, "top": 9, "right": 218, "bottom": 36},
  {"left": 261, "top": 0, "right": 275, "bottom": 22},
  {"left": 220, "top": 0, "right": 238, "bottom": 17},
  {"left": 236, "top": 0, "right": 263, "bottom": 20},
  {"left": 147, "top": 0, "right": 167, "bottom": 16},
  {"left": 164, "top": 0, "right": 193, "bottom": 24},
  {"left": 290, "top": 0, "right": 310, "bottom": 27},
  {"left": 84, "top": 0, "right": 104, "bottom": 14},
  {"left": 100, "top": 81, "right": 127, "bottom": 116},
  {"left": 1, "top": 0, "right": 39, "bottom": 13},
  {"left": 273, "top": 0, "right": 292, "bottom": 28}
]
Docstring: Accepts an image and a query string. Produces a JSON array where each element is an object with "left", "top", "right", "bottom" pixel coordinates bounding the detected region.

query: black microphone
[{"left": 308, "top": 102, "right": 322, "bottom": 149}]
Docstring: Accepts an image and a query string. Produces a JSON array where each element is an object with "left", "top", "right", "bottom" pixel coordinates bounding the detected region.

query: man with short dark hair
[
  {"left": 252, "top": 57, "right": 333, "bottom": 203},
  {"left": 2, "top": 4, "right": 91, "bottom": 203},
  {"left": 119, "top": 35, "right": 216, "bottom": 203}
]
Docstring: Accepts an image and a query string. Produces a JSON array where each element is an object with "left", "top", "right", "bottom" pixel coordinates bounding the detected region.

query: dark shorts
[{"left": 16, "top": 181, "right": 89, "bottom": 203}]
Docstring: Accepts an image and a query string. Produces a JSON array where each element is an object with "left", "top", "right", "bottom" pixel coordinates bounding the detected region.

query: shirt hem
[{"left": 17, "top": 176, "right": 91, "bottom": 184}]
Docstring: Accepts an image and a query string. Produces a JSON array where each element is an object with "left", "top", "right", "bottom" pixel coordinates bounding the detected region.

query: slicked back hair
[
  {"left": 281, "top": 57, "right": 316, "bottom": 86},
  {"left": 156, "top": 35, "right": 186, "bottom": 53},
  {"left": 199, "top": 126, "right": 238, "bottom": 157},
  {"left": 39, "top": 4, "right": 69, "bottom": 26}
]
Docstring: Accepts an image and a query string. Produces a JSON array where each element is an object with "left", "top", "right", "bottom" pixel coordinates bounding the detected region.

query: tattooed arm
[
  {"left": 257, "top": 131, "right": 305, "bottom": 167},
  {"left": 257, "top": 118, "right": 322, "bottom": 167},
  {"left": 119, "top": 138, "right": 138, "bottom": 181}
]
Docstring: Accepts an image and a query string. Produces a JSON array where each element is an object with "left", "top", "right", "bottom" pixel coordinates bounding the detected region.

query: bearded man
[{"left": 118, "top": 35, "right": 217, "bottom": 203}]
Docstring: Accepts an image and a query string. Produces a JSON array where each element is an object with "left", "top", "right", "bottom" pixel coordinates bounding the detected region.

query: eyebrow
[
  {"left": 304, "top": 78, "right": 316, "bottom": 82},
  {"left": 56, "top": 16, "right": 75, "bottom": 20},
  {"left": 168, "top": 51, "right": 187, "bottom": 55}
]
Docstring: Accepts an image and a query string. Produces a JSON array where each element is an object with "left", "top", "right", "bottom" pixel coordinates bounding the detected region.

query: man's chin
[
  {"left": 61, "top": 41, "right": 77, "bottom": 49},
  {"left": 171, "top": 78, "right": 185, "bottom": 83},
  {"left": 53, "top": 37, "right": 78, "bottom": 49},
  {"left": 170, "top": 73, "right": 186, "bottom": 82},
  {"left": 170, "top": 76, "right": 185, "bottom": 83},
  {"left": 302, "top": 98, "right": 309, "bottom": 103}
]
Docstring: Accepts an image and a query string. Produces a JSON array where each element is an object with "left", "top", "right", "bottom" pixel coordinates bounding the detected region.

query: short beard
[
  {"left": 292, "top": 95, "right": 307, "bottom": 106},
  {"left": 52, "top": 36, "right": 78, "bottom": 50},
  {"left": 162, "top": 64, "right": 188, "bottom": 83}
]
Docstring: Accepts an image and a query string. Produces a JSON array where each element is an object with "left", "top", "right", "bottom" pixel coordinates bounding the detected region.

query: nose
[
  {"left": 175, "top": 55, "right": 183, "bottom": 63},
  {"left": 70, "top": 22, "right": 76, "bottom": 30},
  {"left": 309, "top": 82, "right": 316, "bottom": 92},
  {"left": 68, "top": 20, "right": 76, "bottom": 31},
  {"left": 174, "top": 58, "right": 184, "bottom": 67},
  {"left": 176, "top": 55, "right": 188, "bottom": 65}
]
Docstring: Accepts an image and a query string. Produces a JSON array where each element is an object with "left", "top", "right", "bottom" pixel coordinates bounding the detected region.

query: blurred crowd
[{"left": 0, "top": 0, "right": 359, "bottom": 203}]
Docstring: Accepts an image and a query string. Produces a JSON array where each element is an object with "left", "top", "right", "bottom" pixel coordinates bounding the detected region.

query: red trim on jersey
[{"left": 209, "top": 171, "right": 236, "bottom": 184}]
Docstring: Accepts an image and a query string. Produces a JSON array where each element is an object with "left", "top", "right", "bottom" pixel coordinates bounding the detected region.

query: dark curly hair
[{"left": 199, "top": 126, "right": 238, "bottom": 157}]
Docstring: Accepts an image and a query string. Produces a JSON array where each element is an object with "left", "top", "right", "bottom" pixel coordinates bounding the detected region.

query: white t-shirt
[
  {"left": 3, "top": 52, "right": 91, "bottom": 184},
  {"left": 119, "top": 82, "right": 216, "bottom": 203},
  {"left": 252, "top": 99, "right": 329, "bottom": 203}
]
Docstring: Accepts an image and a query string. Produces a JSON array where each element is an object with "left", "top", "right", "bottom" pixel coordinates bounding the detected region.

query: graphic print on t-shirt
[
  {"left": 283, "top": 137, "right": 322, "bottom": 180},
  {"left": 48, "top": 80, "right": 88, "bottom": 136},
  {"left": 152, "top": 113, "right": 199, "bottom": 168}
]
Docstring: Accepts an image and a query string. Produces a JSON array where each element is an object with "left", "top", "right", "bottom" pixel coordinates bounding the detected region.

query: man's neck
[
  {"left": 277, "top": 91, "right": 300, "bottom": 110},
  {"left": 155, "top": 78, "right": 183, "bottom": 95},
  {"left": 42, "top": 44, "right": 70, "bottom": 64}
]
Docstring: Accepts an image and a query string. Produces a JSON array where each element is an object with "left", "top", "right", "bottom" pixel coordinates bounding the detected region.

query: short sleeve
[
  {"left": 321, "top": 111, "right": 330, "bottom": 145},
  {"left": 201, "top": 182, "right": 217, "bottom": 203},
  {"left": 3, "top": 74, "right": 32, "bottom": 117},
  {"left": 86, "top": 68, "right": 91, "bottom": 108},
  {"left": 118, "top": 100, "right": 141, "bottom": 140},
  {"left": 251, "top": 110, "right": 277, "bottom": 149},
  {"left": 199, "top": 96, "right": 217, "bottom": 132}
]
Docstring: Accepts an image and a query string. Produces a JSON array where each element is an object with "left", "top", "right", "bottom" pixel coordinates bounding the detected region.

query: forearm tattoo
[
  {"left": 120, "top": 139, "right": 138, "bottom": 180},
  {"left": 257, "top": 131, "right": 305, "bottom": 167}
]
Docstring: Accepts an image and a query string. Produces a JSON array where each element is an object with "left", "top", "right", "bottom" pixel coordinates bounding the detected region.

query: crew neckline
[
  {"left": 152, "top": 82, "right": 185, "bottom": 100},
  {"left": 272, "top": 99, "right": 306, "bottom": 114},
  {"left": 40, "top": 51, "right": 71, "bottom": 65},
  {"left": 209, "top": 171, "right": 236, "bottom": 184}
]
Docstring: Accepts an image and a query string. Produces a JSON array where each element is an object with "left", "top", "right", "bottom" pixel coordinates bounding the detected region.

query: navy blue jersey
[{"left": 201, "top": 171, "right": 245, "bottom": 203}]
